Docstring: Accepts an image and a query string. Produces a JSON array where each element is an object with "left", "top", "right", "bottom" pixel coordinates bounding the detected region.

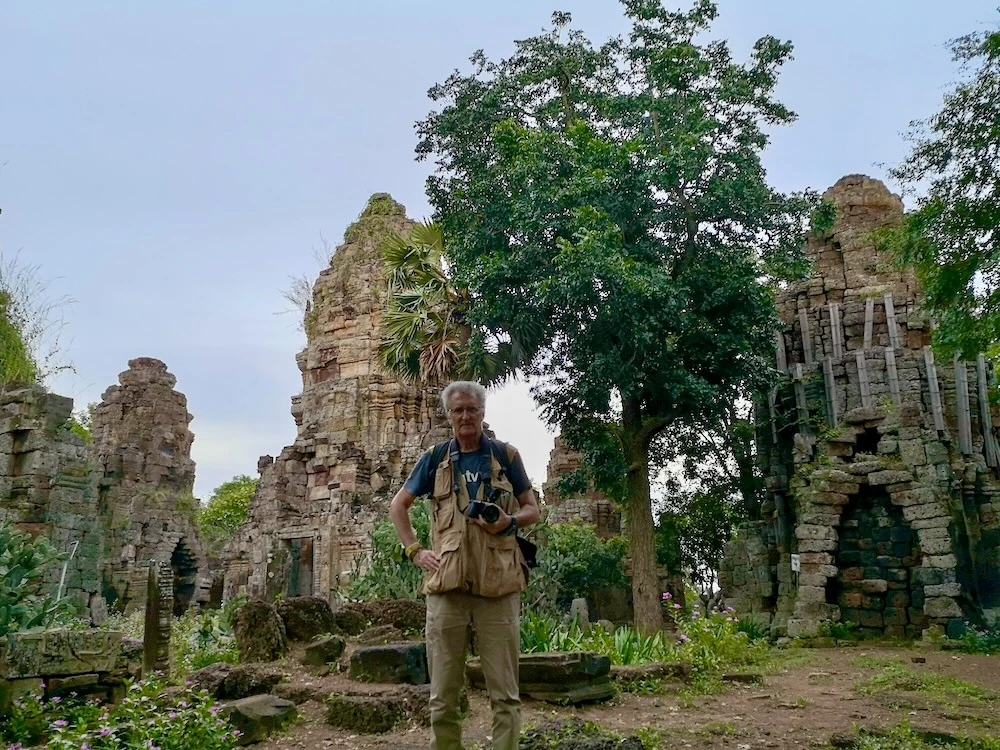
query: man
[{"left": 390, "top": 380, "right": 540, "bottom": 750}]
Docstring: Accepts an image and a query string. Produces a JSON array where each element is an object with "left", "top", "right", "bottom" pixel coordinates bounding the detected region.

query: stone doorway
[
  {"left": 170, "top": 539, "right": 198, "bottom": 616},
  {"left": 827, "top": 487, "right": 927, "bottom": 637},
  {"left": 285, "top": 537, "right": 314, "bottom": 598}
]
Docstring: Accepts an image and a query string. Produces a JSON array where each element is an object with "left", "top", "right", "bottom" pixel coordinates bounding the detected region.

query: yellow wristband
[{"left": 405, "top": 542, "right": 423, "bottom": 561}]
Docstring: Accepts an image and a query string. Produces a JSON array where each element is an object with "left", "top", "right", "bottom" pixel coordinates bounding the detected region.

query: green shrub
[
  {"left": 817, "top": 618, "right": 858, "bottom": 640},
  {"left": 197, "top": 475, "right": 258, "bottom": 551},
  {"left": 2, "top": 675, "right": 241, "bottom": 749},
  {"left": 170, "top": 602, "right": 243, "bottom": 680},
  {"left": 674, "top": 606, "right": 769, "bottom": 677},
  {"left": 953, "top": 622, "right": 1000, "bottom": 655},
  {"left": 0, "top": 521, "right": 75, "bottom": 639},
  {"left": 346, "top": 501, "right": 431, "bottom": 601},
  {"left": 525, "top": 520, "right": 628, "bottom": 615}
]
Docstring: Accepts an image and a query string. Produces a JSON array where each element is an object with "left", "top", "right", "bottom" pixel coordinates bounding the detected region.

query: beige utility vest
[{"left": 422, "top": 446, "right": 528, "bottom": 598}]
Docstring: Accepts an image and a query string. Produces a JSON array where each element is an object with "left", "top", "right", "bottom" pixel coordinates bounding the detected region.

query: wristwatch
[{"left": 506, "top": 515, "right": 518, "bottom": 535}]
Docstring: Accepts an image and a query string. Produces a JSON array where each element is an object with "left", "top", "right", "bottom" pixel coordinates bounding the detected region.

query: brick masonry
[{"left": 719, "top": 175, "right": 1000, "bottom": 638}]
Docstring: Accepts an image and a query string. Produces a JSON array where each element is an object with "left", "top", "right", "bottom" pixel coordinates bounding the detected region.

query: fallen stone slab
[
  {"left": 301, "top": 635, "right": 345, "bottom": 667},
  {"left": 223, "top": 693, "right": 297, "bottom": 745},
  {"left": 189, "top": 662, "right": 287, "bottom": 700},
  {"left": 233, "top": 600, "right": 287, "bottom": 662},
  {"left": 350, "top": 642, "right": 428, "bottom": 685},
  {"left": 325, "top": 693, "right": 407, "bottom": 733},
  {"left": 336, "top": 599, "right": 427, "bottom": 632},
  {"left": 356, "top": 624, "right": 405, "bottom": 645},
  {"left": 467, "top": 652, "right": 614, "bottom": 704},
  {"left": 277, "top": 596, "right": 337, "bottom": 642},
  {"left": 323, "top": 685, "right": 468, "bottom": 732}
]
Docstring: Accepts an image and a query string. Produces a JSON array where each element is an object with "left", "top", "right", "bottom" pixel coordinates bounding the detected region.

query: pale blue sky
[{"left": 1, "top": 1, "right": 995, "bottom": 500}]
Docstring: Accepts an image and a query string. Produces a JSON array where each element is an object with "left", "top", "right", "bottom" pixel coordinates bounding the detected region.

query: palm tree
[{"left": 378, "top": 221, "right": 540, "bottom": 385}]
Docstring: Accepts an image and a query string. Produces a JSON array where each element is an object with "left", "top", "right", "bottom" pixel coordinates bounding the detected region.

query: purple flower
[
  {"left": 673, "top": 603, "right": 682, "bottom": 609},
  {"left": 233, "top": 729, "right": 243, "bottom": 737},
  {"left": 52, "top": 719, "right": 69, "bottom": 728},
  {"left": 51, "top": 696, "right": 62, "bottom": 704},
  {"left": 210, "top": 705, "right": 222, "bottom": 715},
  {"left": 169, "top": 711, "right": 177, "bottom": 719},
  {"left": 678, "top": 634, "right": 690, "bottom": 643},
  {"left": 661, "top": 592, "right": 672, "bottom": 600},
  {"left": 100, "top": 727, "right": 112, "bottom": 737}
]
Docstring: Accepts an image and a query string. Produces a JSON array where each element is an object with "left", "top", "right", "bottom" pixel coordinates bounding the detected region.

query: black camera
[{"left": 466, "top": 499, "right": 501, "bottom": 524}]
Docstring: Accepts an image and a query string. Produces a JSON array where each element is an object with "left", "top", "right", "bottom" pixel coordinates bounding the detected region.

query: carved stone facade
[
  {"left": 91, "top": 358, "right": 210, "bottom": 615},
  {"left": 0, "top": 358, "right": 209, "bottom": 620},
  {"left": 223, "top": 194, "right": 451, "bottom": 601},
  {"left": 542, "top": 436, "right": 621, "bottom": 537},
  {"left": 0, "top": 384, "right": 103, "bottom": 614},
  {"left": 720, "top": 175, "right": 1000, "bottom": 638}
]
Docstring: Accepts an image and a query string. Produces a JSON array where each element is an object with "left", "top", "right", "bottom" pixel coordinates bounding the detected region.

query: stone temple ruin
[
  {"left": 543, "top": 436, "right": 621, "bottom": 538},
  {"left": 5, "top": 177, "right": 1000, "bottom": 645},
  {"left": 0, "top": 358, "right": 210, "bottom": 619},
  {"left": 721, "top": 175, "right": 1000, "bottom": 638},
  {"left": 91, "top": 358, "right": 211, "bottom": 614},
  {"left": 221, "top": 195, "right": 451, "bottom": 602}
]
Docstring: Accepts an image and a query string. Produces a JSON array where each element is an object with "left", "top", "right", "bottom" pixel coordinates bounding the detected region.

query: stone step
[
  {"left": 350, "top": 641, "right": 428, "bottom": 684},
  {"left": 467, "top": 651, "right": 615, "bottom": 704},
  {"left": 223, "top": 693, "right": 297, "bottom": 746}
]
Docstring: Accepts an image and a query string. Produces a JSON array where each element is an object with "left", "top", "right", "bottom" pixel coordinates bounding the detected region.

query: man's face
[{"left": 447, "top": 392, "right": 485, "bottom": 442}]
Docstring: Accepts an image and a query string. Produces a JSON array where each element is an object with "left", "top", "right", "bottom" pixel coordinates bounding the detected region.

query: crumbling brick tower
[
  {"left": 92, "top": 358, "right": 210, "bottom": 615},
  {"left": 720, "top": 175, "right": 1000, "bottom": 638},
  {"left": 222, "top": 194, "right": 451, "bottom": 601}
]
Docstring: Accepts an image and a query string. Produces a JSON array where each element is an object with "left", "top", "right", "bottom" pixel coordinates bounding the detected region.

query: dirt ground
[{"left": 256, "top": 644, "right": 1000, "bottom": 749}]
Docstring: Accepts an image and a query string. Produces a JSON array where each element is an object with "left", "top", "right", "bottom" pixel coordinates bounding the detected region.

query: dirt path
[{"left": 258, "top": 646, "right": 1000, "bottom": 749}]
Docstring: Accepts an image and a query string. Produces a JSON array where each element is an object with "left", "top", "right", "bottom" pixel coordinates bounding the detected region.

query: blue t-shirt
[{"left": 403, "top": 442, "right": 531, "bottom": 500}]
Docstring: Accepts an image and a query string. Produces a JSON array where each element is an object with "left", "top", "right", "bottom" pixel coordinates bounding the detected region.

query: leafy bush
[
  {"left": 170, "top": 606, "right": 240, "bottom": 680},
  {"left": 521, "top": 605, "right": 770, "bottom": 677},
  {"left": 953, "top": 622, "right": 1000, "bottom": 655},
  {"left": 2, "top": 675, "right": 241, "bottom": 749},
  {"left": 198, "top": 475, "right": 258, "bottom": 550},
  {"left": 347, "top": 501, "right": 431, "bottom": 601},
  {"left": 525, "top": 520, "right": 628, "bottom": 615},
  {"left": 0, "top": 520, "right": 75, "bottom": 639},
  {"left": 817, "top": 618, "right": 858, "bottom": 640},
  {"left": 674, "top": 607, "right": 769, "bottom": 677}
]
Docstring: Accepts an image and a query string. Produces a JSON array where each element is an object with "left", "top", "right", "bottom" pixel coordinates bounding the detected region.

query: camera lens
[{"left": 482, "top": 504, "right": 501, "bottom": 524}]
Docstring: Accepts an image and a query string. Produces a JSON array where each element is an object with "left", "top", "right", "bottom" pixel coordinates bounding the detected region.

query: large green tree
[
  {"left": 411, "top": 0, "right": 819, "bottom": 632},
  {"left": 197, "top": 475, "right": 259, "bottom": 552},
  {"left": 876, "top": 20, "right": 1000, "bottom": 358}
]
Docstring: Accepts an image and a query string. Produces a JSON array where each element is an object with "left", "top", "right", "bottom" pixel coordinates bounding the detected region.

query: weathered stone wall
[
  {"left": 0, "top": 384, "right": 102, "bottom": 615},
  {"left": 542, "top": 436, "right": 621, "bottom": 537},
  {"left": 91, "top": 358, "right": 210, "bottom": 614},
  {"left": 720, "top": 175, "right": 1000, "bottom": 638},
  {"left": 223, "top": 194, "right": 451, "bottom": 601}
]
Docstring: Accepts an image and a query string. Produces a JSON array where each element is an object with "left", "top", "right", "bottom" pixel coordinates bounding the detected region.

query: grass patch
[
  {"left": 852, "top": 722, "right": 1000, "bottom": 749},
  {"left": 854, "top": 659, "right": 997, "bottom": 705},
  {"left": 695, "top": 721, "right": 737, "bottom": 738}
]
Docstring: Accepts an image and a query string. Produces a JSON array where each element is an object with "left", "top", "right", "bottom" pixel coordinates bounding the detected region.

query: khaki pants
[{"left": 425, "top": 591, "right": 521, "bottom": 750}]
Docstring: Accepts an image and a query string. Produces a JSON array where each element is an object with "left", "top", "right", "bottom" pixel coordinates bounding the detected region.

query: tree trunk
[{"left": 622, "top": 398, "right": 663, "bottom": 635}]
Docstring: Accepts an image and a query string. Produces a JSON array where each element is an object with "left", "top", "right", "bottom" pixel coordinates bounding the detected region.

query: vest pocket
[
  {"left": 479, "top": 532, "right": 521, "bottom": 597},
  {"left": 431, "top": 495, "right": 455, "bottom": 538},
  {"left": 423, "top": 528, "right": 463, "bottom": 595}
]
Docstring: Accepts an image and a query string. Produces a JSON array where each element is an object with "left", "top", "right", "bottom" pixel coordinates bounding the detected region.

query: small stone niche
[{"left": 828, "top": 487, "right": 927, "bottom": 638}]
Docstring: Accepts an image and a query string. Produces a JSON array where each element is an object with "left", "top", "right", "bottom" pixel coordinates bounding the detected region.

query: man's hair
[{"left": 441, "top": 381, "right": 487, "bottom": 412}]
